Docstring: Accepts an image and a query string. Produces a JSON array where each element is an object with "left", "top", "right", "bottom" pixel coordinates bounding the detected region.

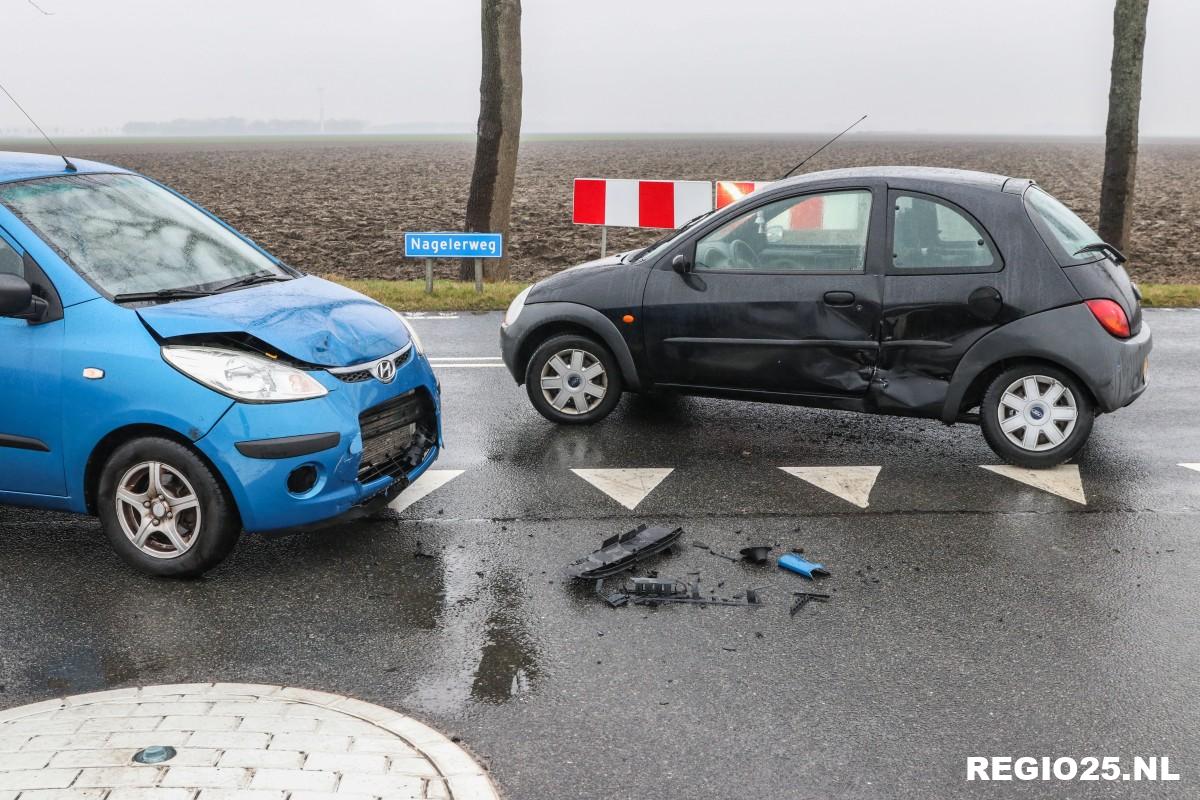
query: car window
[
  {"left": 694, "top": 189, "right": 871, "bottom": 273},
  {"left": 0, "top": 236, "right": 22, "bottom": 278},
  {"left": 0, "top": 173, "right": 288, "bottom": 298},
  {"left": 892, "top": 194, "right": 996, "bottom": 270},
  {"left": 1024, "top": 186, "right": 1103, "bottom": 265}
]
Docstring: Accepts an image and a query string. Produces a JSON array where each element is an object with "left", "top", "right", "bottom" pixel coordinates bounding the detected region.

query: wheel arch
[
  {"left": 942, "top": 304, "right": 1115, "bottom": 423},
  {"left": 952, "top": 356, "right": 1098, "bottom": 422},
  {"left": 83, "top": 424, "right": 237, "bottom": 518},
  {"left": 511, "top": 302, "right": 643, "bottom": 390}
]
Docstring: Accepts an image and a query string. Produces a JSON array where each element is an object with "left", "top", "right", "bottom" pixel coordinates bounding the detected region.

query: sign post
[{"left": 404, "top": 232, "right": 504, "bottom": 295}]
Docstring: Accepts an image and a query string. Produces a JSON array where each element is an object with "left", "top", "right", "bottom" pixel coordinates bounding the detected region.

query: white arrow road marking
[
  {"left": 570, "top": 468, "right": 674, "bottom": 510},
  {"left": 1179, "top": 463, "right": 1200, "bottom": 474},
  {"left": 779, "top": 466, "right": 881, "bottom": 509},
  {"left": 980, "top": 464, "right": 1087, "bottom": 505},
  {"left": 389, "top": 469, "right": 465, "bottom": 513}
]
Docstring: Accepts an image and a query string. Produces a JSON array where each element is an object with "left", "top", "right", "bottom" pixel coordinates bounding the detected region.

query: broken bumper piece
[{"left": 566, "top": 524, "right": 684, "bottom": 580}]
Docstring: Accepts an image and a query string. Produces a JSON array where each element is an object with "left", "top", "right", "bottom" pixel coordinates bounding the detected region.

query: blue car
[{"left": 0, "top": 152, "right": 442, "bottom": 576}]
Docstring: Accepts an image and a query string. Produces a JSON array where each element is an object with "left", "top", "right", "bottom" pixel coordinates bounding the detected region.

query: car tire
[
  {"left": 525, "top": 334, "right": 623, "bottom": 424},
  {"left": 97, "top": 437, "right": 241, "bottom": 577},
  {"left": 980, "top": 364, "right": 1095, "bottom": 468}
]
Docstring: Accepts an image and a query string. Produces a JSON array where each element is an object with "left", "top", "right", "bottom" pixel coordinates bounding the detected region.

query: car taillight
[{"left": 1085, "top": 298, "right": 1131, "bottom": 338}]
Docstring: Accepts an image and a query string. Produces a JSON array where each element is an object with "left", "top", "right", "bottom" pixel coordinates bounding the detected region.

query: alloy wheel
[
  {"left": 540, "top": 348, "right": 607, "bottom": 415},
  {"left": 997, "top": 374, "right": 1079, "bottom": 452},
  {"left": 114, "top": 461, "right": 202, "bottom": 559}
]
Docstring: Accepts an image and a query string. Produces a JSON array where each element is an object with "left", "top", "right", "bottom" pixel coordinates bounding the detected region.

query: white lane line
[
  {"left": 389, "top": 469, "right": 464, "bottom": 513},
  {"left": 431, "top": 363, "right": 508, "bottom": 368},
  {"left": 1180, "top": 463, "right": 1200, "bottom": 474},
  {"left": 980, "top": 464, "right": 1087, "bottom": 505},
  {"left": 779, "top": 466, "right": 881, "bottom": 509},
  {"left": 401, "top": 313, "right": 460, "bottom": 320},
  {"left": 429, "top": 356, "right": 503, "bottom": 361},
  {"left": 570, "top": 468, "right": 674, "bottom": 511}
]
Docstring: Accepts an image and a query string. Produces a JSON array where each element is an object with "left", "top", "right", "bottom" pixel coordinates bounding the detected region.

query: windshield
[
  {"left": 0, "top": 173, "right": 288, "bottom": 297},
  {"left": 1024, "top": 186, "right": 1103, "bottom": 265},
  {"left": 632, "top": 210, "right": 716, "bottom": 264}
]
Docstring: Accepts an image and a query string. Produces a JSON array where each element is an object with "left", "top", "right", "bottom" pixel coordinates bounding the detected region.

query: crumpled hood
[{"left": 136, "top": 276, "right": 408, "bottom": 367}]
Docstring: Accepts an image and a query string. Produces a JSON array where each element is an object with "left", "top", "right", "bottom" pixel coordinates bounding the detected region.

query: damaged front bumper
[{"left": 194, "top": 355, "right": 442, "bottom": 533}]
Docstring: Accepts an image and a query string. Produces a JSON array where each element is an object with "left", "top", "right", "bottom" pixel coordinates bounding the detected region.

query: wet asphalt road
[{"left": 2, "top": 308, "right": 1200, "bottom": 799}]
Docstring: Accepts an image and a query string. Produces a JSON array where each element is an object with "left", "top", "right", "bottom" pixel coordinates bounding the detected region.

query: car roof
[
  {"left": 776, "top": 166, "right": 1016, "bottom": 192},
  {"left": 0, "top": 151, "right": 131, "bottom": 185}
]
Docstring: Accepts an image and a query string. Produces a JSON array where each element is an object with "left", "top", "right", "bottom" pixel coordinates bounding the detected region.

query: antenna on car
[
  {"left": 778, "top": 114, "right": 867, "bottom": 180},
  {"left": 0, "top": 80, "right": 77, "bottom": 172}
]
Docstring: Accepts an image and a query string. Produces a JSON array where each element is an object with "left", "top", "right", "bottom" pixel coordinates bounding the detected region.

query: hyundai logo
[{"left": 374, "top": 358, "right": 397, "bottom": 383}]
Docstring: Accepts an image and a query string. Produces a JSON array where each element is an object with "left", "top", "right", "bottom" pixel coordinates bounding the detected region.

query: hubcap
[
  {"left": 114, "top": 461, "right": 202, "bottom": 559},
  {"left": 540, "top": 348, "right": 607, "bottom": 415},
  {"left": 997, "top": 374, "right": 1079, "bottom": 452}
]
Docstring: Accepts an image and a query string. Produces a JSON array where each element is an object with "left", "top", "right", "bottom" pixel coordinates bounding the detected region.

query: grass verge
[
  {"left": 327, "top": 278, "right": 529, "bottom": 312},
  {"left": 331, "top": 277, "right": 1200, "bottom": 311},
  {"left": 1138, "top": 284, "right": 1200, "bottom": 308}
]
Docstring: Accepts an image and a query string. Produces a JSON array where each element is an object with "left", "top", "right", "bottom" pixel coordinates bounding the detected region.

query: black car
[{"left": 499, "top": 167, "right": 1151, "bottom": 468}]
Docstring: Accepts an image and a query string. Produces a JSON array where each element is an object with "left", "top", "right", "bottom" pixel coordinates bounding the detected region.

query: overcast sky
[{"left": 4, "top": 0, "right": 1198, "bottom": 137}]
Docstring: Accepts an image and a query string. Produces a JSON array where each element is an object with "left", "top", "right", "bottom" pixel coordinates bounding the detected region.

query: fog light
[{"left": 287, "top": 465, "right": 318, "bottom": 495}]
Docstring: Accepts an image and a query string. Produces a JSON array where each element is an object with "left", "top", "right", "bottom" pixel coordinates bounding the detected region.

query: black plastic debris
[
  {"left": 566, "top": 524, "right": 683, "bottom": 579},
  {"left": 594, "top": 579, "right": 629, "bottom": 608},
  {"left": 629, "top": 580, "right": 766, "bottom": 609},
  {"left": 789, "top": 592, "right": 831, "bottom": 617},
  {"left": 739, "top": 545, "right": 773, "bottom": 564},
  {"left": 628, "top": 576, "right": 685, "bottom": 596}
]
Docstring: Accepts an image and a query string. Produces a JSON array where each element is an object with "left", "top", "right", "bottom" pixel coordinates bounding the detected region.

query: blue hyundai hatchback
[{"left": 0, "top": 152, "right": 442, "bottom": 576}]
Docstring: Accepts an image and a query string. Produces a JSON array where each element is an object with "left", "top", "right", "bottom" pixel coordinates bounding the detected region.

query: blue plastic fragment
[{"left": 778, "top": 553, "right": 830, "bottom": 579}]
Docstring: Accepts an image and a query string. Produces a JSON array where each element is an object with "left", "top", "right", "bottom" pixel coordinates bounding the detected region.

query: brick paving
[{"left": 0, "top": 684, "right": 498, "bottom": 800}]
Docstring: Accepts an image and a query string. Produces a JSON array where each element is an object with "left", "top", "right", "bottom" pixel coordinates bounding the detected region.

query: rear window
[{"left": 1024, "top": 187, "right": 1102, "bottom": 265}]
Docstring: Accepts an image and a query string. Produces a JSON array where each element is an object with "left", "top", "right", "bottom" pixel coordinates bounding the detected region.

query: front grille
[
  {"left": 335, "top": 348, "right": 413, "bottom": 384},
  {"left": 357, "top": 389, "right": 437, "bottom": 483}
]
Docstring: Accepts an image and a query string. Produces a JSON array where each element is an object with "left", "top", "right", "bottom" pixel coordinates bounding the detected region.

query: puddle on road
[{"left": 0, "top": 515, "right": 546, "bottom": 718}]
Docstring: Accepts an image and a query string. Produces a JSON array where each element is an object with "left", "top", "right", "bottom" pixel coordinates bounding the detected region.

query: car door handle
[{"left": 823, "top": 291, "right": 856, "bottom": 307}]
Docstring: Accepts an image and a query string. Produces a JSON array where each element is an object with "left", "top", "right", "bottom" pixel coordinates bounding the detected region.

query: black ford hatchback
[{"left": 500, "top": 168, "right": 1151, "bottom": 468}]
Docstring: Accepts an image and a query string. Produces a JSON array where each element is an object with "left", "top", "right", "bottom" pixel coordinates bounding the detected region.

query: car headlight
[
  {"left": 394, "top": 311, "right": 424, "bottom": 354},
  {"left": 504, "top": 286, "right": 532, "bottom": 327},
  {"left": 162, "top": 346, "right": 328, "bottom": 403}
]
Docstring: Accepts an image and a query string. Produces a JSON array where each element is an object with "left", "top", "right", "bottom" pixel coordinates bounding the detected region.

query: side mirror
[
  {"left": 671, "top": 254, "right": 692, "bottom": 274},
  {"left": 0, "top": 274, "right": 47, "bottom": 321}
]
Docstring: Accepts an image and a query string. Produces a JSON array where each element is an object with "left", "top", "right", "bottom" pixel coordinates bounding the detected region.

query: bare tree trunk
[
  {"left": 462, "top": 0, "right": 522, "bottom": 281},
  {"left": 1099, "top": 0, "right": 1149, "bottom": 253}
]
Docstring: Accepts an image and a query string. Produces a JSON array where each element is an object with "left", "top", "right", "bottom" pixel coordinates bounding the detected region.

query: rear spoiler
[{"left": 1001, "top": 177, "right": 1036, "bottom": 195}]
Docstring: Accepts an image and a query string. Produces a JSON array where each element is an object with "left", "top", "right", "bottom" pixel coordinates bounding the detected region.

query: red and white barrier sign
[
  {"left": 573, "top": 178, "right": 713, "bottom": 230},
  {"left": 715, "top": 180, "right": 773, "bottom": 209}
]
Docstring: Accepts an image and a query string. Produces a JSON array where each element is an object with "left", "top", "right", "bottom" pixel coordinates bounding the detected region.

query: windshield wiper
[
  {"left": 1074, "top": 241, "right": 1127, "bottom": 264},
  {"left": 112, "top": 288, "right": 214, "bottom": 304},
  {"left": 213, "top": 273, "right": 292, "bottom": 293}
]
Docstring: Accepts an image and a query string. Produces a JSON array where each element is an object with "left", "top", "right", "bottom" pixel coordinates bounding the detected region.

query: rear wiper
[
  {"left": 213, "top": 273, "right": 292, "bottom": 293},
  {"left": 1074, "top": 241, "right": 1127, "bottom": 264},
  {"left": 112, "top": 288, "right": 213, "bottom": 304}
]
